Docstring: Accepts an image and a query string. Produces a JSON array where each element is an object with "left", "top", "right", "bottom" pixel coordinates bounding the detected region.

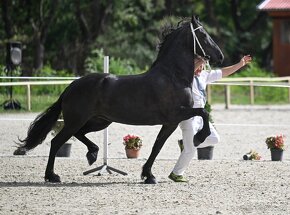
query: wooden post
[
  {"left": 250, "top": 80, "right": 254, "bottom": 105},
  {"left": 26, "top": 84, "right": 31, "bottom": 111},
  {"left": 288, "top": 79, "right": 290, "bottom": 103},
  {"left": 225, "top": 85, "right": 231, "bottom": 109},
  {"left": 206, "top": 85, "right": 211, "bottom": 104}
]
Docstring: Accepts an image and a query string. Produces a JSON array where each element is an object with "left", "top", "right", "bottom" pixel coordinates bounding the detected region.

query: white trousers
[{"left": 172, "top": 116, "right": 220, "bottom": 175}]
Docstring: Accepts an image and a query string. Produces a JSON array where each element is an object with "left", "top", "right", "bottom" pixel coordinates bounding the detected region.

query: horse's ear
[
  {"left": 191, "top": 15, "right": 199, "bottom": 26},
  {"left": 191, "top": 15, "right": 195, "bottom": 23}
]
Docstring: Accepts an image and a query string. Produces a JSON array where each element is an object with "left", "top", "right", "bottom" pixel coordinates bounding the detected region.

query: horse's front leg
[
  {"left": 74, "top": 119, "right": 111, "bottom": 165},
  {"left": 141, "top": 124, "right": 178, "bottom": 184},
  {"left": 191, "top": 108, "right": 211, "bottom": 145},
  {"left": 178, "top": 107, "right": 211, "bottom": 145}
]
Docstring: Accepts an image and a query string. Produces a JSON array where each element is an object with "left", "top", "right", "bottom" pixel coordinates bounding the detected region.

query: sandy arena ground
[{"left": 1, "top": 105, "right": 290, "bottom": 214}]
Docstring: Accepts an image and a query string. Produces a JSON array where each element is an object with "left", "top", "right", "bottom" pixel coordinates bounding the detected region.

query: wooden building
[{"left": 258, "top": 0, "right": 290, "bottom": 76}]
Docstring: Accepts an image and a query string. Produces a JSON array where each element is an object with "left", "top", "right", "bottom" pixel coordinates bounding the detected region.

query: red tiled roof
[{"left": 258, "top": 0, "right": 290, "bottom": 11}]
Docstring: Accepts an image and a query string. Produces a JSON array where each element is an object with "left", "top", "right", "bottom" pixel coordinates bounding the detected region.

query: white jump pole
[
  {"left": 103, "top": 56, "right": 109, "bottom": 166},
  {"left": 83, "top": 56, "right": 127, "bottom": 176}
]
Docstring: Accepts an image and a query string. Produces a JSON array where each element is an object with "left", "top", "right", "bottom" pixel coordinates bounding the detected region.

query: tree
[
  {"left": 0, "top": 0, "right": 59, "bottom": 75},
  {"left": 0, "top": 0, "right": 273, "bottom": 76},
  {"left": 30, "top": 0, "right": 59, "bottom": 74}
]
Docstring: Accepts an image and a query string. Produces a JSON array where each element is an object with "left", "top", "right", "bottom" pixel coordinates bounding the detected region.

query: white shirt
[{"left": 192, "top": 69, "right": 222, "bottom": 108}]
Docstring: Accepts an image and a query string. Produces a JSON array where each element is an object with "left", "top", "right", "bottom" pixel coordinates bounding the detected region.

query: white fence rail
[
  {"left": 0, "top": 78, "right": 75, "bottom": 111},
  {"left": 0, "top": 76, "right": 79, "bottom": 80},
  {"left": 1, "top": 76, "right": 290, "bottom": 110},
  {"left": 207, "top": 76, "right": 290, "bottom": 109}
]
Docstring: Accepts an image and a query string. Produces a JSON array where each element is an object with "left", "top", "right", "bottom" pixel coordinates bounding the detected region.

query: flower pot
[
  {"left": 270, "top": 148, "right": 283, "bottom": 161},
  {"left": 56, "top": 143, "right": 72, "bottom": 157},
  {"left": 197, "top": 146, "right": 214, "bottom": 160},
  {"left": 125, "top": 148, "right": 140, "bottom": 158}
]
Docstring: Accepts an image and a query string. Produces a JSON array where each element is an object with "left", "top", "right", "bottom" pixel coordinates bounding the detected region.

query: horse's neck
[{"left": 150, "top": 50, "right": 194, "bottom": 85}]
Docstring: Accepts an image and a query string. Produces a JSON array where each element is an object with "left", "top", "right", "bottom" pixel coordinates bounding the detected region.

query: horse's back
[
  {"left": 60, "top": 71, "right": 191, "bottom": 125},
  {"left": 61, "top": 73, "right": 110, "bottom": 115}
]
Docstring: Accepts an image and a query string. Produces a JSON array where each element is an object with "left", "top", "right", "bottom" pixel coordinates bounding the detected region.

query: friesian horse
[{"left": 18, "top": 15, "right": 224, "bottom": 184}]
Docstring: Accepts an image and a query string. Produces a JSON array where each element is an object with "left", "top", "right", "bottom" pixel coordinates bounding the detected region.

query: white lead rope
[
  {"left": 190, "top": 23, "right": 212, "bottom": 72},
  {"left": 190, "top": 24, "right": 205, "bottom": 57}
]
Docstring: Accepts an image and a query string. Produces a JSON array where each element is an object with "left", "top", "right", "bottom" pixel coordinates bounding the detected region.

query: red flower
[
  {"left": 266, "top": 134, "right": 285, "bottom": 150},
  {"left": 123, "top": 134, "right": 142, "bottom": 150}
]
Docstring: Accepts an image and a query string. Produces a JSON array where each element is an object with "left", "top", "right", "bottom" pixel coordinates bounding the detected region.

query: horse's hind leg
[
  {"left": 74, "top": 119, "right": 111, "bottom": 165},
  {"left": 45, "top": 125, "right": 78, "bottom": 182},
  {"left": 141, "top": 124, "right": 178, "bottom": 184}
]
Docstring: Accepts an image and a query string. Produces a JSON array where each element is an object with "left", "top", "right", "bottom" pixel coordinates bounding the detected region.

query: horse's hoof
[
  {"left": 194, "top": 130, "right": 211, "bottom": 146},
  {"left": 13, "top": 148, "right": 26, "bottom": 155},
  {"left": 44, "top": 173, "right": 61, "bottom": 183},
  {"left": 144, "top": 177, "right": 158, "bottom": 184},
  {"left": 86, "top": 150, "right": 98, "bottom": 166},
  {"left": 193, "top": 136, "right": 201, "bottom": 147}
]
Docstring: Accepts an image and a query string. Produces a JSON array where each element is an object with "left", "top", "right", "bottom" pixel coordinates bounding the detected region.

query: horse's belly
[{"left": 102, "top": 106, "right": 183, "bottom": 125}]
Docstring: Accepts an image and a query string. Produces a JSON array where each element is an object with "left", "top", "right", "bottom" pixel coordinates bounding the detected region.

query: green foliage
[
  {"left": 0, "top": 0, "right": 273, "bottom": 75},
  {"left": 266, "top": 135, "right": 285, "bottom": 150},
  {"left": 232, "top": 62, "right": 288, "bottom": 104},
  {"left": 0, "top": 64, "right": 68, "bottom": 111},
  {"left": 0, "top": 65, "right": 4, "bottom": 73},
  {"left": 0, "top": 93, "right": 60, "bottom": 112},
  {"left": 205, "top": 102, "right": 214, "bottom": 123},
  {"left": 232, "top": 61, "right": 274, "bottom": 78},
  {"left": 0, "top": 65, "right": 22, "bottom": 97},
  {"left": 210, "top": 62, "right": 289, "bottom": 105},
  {"left": 123, "top": 134, "right": 143, "bottom": 150},
  {"left": 197, "top": 0, "right": 272, "bottom": 66},
  {"left": 40, "top": 65, "right": 71, "bottom": 77},
  {"left": 0, "top": 0, "right": 284, "bottom": 111},
  {"left": 85, "top": 48, "right": 145, "bottom": 75}
]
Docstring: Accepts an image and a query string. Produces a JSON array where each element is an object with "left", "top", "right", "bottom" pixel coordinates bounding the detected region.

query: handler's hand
[{"left": 240, "top": 55, "right": 252, "bottom": 67}]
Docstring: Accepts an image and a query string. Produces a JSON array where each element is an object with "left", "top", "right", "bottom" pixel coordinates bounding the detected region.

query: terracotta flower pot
[
  {"left": 270, "top": 148, "right": 283, "bottom": 161},
  {"left": 125, "top": 148, "right": 140, "bottom": 158}
]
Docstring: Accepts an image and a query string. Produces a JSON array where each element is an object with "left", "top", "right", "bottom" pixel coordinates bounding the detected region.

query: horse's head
[
  {"left": 190, "top": 15, "right": 224, "bottom": 64},
  {"left": 152, "top": 16, "right": 224, "bottom": 78}
]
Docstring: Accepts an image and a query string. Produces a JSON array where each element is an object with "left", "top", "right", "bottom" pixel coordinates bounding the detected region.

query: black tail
[{"left": 18, "top": 96, "right": 63, "bottom": 151}]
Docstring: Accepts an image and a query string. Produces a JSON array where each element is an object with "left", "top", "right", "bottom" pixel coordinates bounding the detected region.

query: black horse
[{"left": 18, "top": 15, "right": 224, "bottom": 184}]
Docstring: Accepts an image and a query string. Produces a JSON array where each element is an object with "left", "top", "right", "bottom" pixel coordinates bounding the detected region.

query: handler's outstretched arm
[{"left": 222, "top": 55, "right": 252, "bottom": 77}]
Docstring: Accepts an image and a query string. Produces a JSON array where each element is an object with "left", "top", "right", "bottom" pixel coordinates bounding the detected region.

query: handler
[{"left": 169, "top": 55, "right": 252, "bottom": 182}]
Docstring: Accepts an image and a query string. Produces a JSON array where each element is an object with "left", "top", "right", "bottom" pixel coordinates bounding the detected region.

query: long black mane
[
  {"left": 151, "top": 18, "right": 191, "bottom": 70},
  {"left": 157, "top": 17, "right": 190, "bottom": 51}
]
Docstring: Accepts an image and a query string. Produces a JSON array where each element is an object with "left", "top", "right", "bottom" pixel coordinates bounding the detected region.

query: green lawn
[{"left": 209, "top": 85, "right": 289, "bottom": 105}]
